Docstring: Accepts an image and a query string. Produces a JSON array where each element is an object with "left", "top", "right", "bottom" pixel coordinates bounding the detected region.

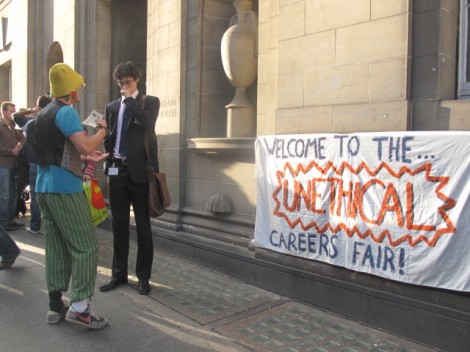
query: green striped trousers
[{"left": 36, "top": 192, "right": 98, "bottom": 302}]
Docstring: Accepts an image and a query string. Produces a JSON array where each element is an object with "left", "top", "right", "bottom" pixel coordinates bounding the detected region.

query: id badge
[{"left": 108, "top": 167, "right": 119, "bottom": 176}]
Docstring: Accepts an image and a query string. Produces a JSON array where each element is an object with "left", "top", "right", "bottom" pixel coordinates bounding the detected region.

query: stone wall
[{"left": 258, "top": 0, "right": 411, "bottom": 135}]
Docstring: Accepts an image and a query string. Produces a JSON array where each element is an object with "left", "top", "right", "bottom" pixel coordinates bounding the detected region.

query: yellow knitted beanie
[{"left": 49, "top": 63, "right": 86, "bottom": 97}]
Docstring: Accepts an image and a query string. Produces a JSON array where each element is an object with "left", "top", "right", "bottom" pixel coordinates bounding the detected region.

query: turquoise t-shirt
[{"left": 36, "top": 105, "right": 85, "bottom": 194}]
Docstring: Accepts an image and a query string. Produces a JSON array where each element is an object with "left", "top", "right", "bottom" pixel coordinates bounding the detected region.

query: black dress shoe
[
  {"left": 0, "top": 255, "right": 18, "bottom": 270},
  {"left": 138, "top": 279, "right": 151, "bottom": 295},
  {"left": 11, "top": 220, "right": 24, "bottom": 227},
  {"left": 99, "top": 277, "right": 128, "bottom": 292},
  {"left": 0, "top": 260, "right": 15, "bottom": 270},
  {"left": 4, "top": 225, "right": 18, "bottom": 231}
]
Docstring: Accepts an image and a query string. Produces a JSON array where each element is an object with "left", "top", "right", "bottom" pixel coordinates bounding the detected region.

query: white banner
[{"left": 255, "top": 132, "right": 470, "bottom": 292}]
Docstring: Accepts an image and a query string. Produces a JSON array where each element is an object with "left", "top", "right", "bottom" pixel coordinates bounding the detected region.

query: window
[{"left": 459, "top": 0, "right": 470, "bottom": 98}]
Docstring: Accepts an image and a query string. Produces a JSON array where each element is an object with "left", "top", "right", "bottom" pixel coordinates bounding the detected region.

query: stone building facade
[{"left": 0, "top": 0, "right": 468, "bottom": 350}]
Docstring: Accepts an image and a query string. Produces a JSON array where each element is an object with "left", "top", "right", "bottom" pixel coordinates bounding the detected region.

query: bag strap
[{"left": 141, "top": 95, "right": 160, "bottom": 172}]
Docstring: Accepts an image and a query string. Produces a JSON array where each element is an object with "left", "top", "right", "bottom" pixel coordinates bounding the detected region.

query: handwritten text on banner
[{"left": 254, "top": 132, "right": 470, "bottom": 292}]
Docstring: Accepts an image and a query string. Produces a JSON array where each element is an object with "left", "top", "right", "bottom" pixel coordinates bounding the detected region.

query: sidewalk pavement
[{"left": 0, "top": 220, "right": 440, "bottom": 352}]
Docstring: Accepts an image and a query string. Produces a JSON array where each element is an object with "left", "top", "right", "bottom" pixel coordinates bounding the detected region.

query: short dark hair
[
  {"left": 1, "top": 101, "right": 15, "bottom": 111},
  {"left": 37, "top": 95, "right": 52, "bottom": 109},
  {"left": 113, "top": 61, "right": 141, "bottom": 81}
]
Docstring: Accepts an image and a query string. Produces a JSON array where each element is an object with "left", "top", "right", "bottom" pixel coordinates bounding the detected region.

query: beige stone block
[
  {"left": 306, "top": 0, "right": 370, "bottom": 34},
  {"left": 169, "top": 20, "right": 181, "bottom": 48},
  {"left": 336, "top": 15, "right": 408, "bottom": 65},
  {"left": 154, "top": 72, "right": 168, "bottom": 95},
  {"left": 158, "top": 0, "right": 180, "bottom": 27},
  {"left": 230, "top": 183, "right": 256, "bottom": 214},
  {"left": 279, "top": 30, "right": 335, "bottom": 75},
  {"left": 258, "top": 49, "right": 278, "bottom": 86},
  {"left": 265, "top": 78, "right": 279, "bottom": 113},
  {"left": 303, "top": 30, "right": 336, "bottom": 70},
  {"left": 269, "top": 11, "right": 280, "bottom": 49},
  {"left": 258, "top": 17, "right": 274, "bottom": 54},
  {"left": 149, "top": 31, "right": 159, "bottom": 57},
  {"left": 279, "top": 1, "right": 305, "bottom": 41},
  {"left": 332, "top": 101, "right": 409, "bottom": 132},
  {"left": 189, "top": 155, "right": 227, "bottom": 183},
  {"left": 278, "top": 36, "right": 302, "bottom": 74},
  {"left": 167, "top": 71, "right": 181, "bottom": 99},
  {"left": 270, "top": 0, "right": 280, "bottom": 18},
  {"left": 278, "top": 72, "right": 304, "bottom": 108},
  {"left": 257, "top": 112, "right": 276, "bottom": 136},
  {"left": 275, "top": 106, "right": 334, "bottom": 134},
  {"left": 257, "top": 53, "right": 268, "bottom": 85},
  {"left": 158, "top": 47, "right": 180, "bottom": 75},
  {"left": 158, "top": 25, "right": 169, "bottom": 50},
  {"left": 258, "top": 75, "right": 278, "bottom": 112},
  {"left": 280, "top": 0, "right": 304, "bottom": 6},
  {"left": 441, "top": 100, "right": 470, "bottom": 130},
  {"left": 258, "top": 22, "right": 270, "bottom": 55},
  {"left": 371, "top": 0, "right": 409, "bottom": 20},
  {"left": 257, "top": 83, "right": 270, "bottom": 115},
  {"left": 158, "top": 148, "right": 179, "bottom": 178},
  {"left": 304, "top": 64, "right": 369, "bottom": 106},
  {"left": 370, "top": 58, "right": 408, "bottom": 102},
  {"left": 259, "top": 0, "right": 270, "bottom": 23},
  {"left": 223, "top": 161, "right": 256, "bottom": 187}
]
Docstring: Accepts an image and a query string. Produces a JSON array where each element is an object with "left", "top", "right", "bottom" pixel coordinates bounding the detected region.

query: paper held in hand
[{"left": 83, "top": 110, "right": 104, "bottom": 128}]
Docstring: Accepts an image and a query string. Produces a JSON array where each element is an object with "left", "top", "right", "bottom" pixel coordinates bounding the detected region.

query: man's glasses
[{"left": 117, "top": 79, "right": 134, "bottom": 87}]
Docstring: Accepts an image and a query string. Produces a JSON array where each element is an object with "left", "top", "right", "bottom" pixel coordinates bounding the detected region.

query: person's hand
[
  {"left": 85, "top": 151, "right": 110, "bottom": 163},
  {"left": 120, "top": 88, "right": 132, "bottom": 98},
  {"left": 96, "top": 119, "right": 107, "bottom": 129},
  {"left": 11, "top": 143, "right": 22, "bottom": 156},
  {"left": 95, "top": 120, "right": 108, "bottom": 136},
  {"left": 82, "top": 173, "right": 93, "bottom": 181}
]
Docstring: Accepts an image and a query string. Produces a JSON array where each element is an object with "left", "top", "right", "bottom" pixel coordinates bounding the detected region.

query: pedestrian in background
[
  {"left": 0, "top": 225, "right": 20, "bottom": 269},
  {"left": 14, "top": 94, "right": 52, "bottom": 234},
  {"left": 100, "top": 61, "right": 160, "bottom": 295},
  {"left": 0, "top": 101, "right": 25, "bottom": 231},
  {"left": 33, "top": 63, "right": 108, "bottom": 329}
]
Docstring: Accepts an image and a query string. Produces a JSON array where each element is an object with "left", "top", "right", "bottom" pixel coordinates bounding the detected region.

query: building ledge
[{"left": 187, "top": 137, "right": 255, "bottom": 154}]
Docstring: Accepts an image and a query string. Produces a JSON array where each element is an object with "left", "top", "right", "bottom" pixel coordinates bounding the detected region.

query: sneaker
[
  {"left": 65, "top": 305, "right": 108, "bottom": 330},
  {"left": 26, "top": 227, "right": 43, "bottom": 234},
  {"left": 46, "top": 304, "right": 69, "bottom": 324}
]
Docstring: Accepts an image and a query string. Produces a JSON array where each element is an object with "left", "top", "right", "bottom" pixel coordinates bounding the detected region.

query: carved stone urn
[{"left": 221, "top": 0, "right": 258, "bottom": 138}]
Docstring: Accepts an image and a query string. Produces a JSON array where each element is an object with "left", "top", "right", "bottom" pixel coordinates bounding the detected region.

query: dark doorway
[{"left": 110, "top": 0, "right": 147, "bottom": 98}]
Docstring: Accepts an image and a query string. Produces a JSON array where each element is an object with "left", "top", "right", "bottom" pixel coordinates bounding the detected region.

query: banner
[{"left": 255, "top": 132, "right": 470, "bottom": 292}]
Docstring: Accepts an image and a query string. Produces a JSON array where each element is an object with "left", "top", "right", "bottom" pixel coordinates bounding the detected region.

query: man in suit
[{"left": 100, "top": 61, "right": 160, "bottom": 295}]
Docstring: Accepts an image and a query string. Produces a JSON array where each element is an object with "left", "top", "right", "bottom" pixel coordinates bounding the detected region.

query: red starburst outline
[{"left": 272, "top": 161, "right": 456, "bottom": 247}]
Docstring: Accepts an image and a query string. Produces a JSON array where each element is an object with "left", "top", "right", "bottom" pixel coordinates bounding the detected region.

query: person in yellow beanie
[{"left": 31, "top": 63, "right": 109, "bottom": 329}]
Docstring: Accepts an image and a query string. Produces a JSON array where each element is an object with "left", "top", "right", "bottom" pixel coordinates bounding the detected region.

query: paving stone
[
  {"left": 216, "top": 301, "right": 437, "bottom": 352},
  {"left": 97, "top": 232, "right": 439, "bottom": 352}
]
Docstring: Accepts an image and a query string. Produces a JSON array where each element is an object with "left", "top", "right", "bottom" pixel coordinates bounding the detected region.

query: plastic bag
[{"left": 83, "top": 178, "right": 108, "bottom": 226}]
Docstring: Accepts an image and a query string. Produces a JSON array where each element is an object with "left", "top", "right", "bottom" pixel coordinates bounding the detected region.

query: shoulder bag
[{"left": 143, "top": 98, "right": 171, "bottom": 217}]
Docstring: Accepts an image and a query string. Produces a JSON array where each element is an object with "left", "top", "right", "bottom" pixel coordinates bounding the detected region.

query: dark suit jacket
[{"left": 104, "top": 93, "right": 160, "bottom": 183}]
